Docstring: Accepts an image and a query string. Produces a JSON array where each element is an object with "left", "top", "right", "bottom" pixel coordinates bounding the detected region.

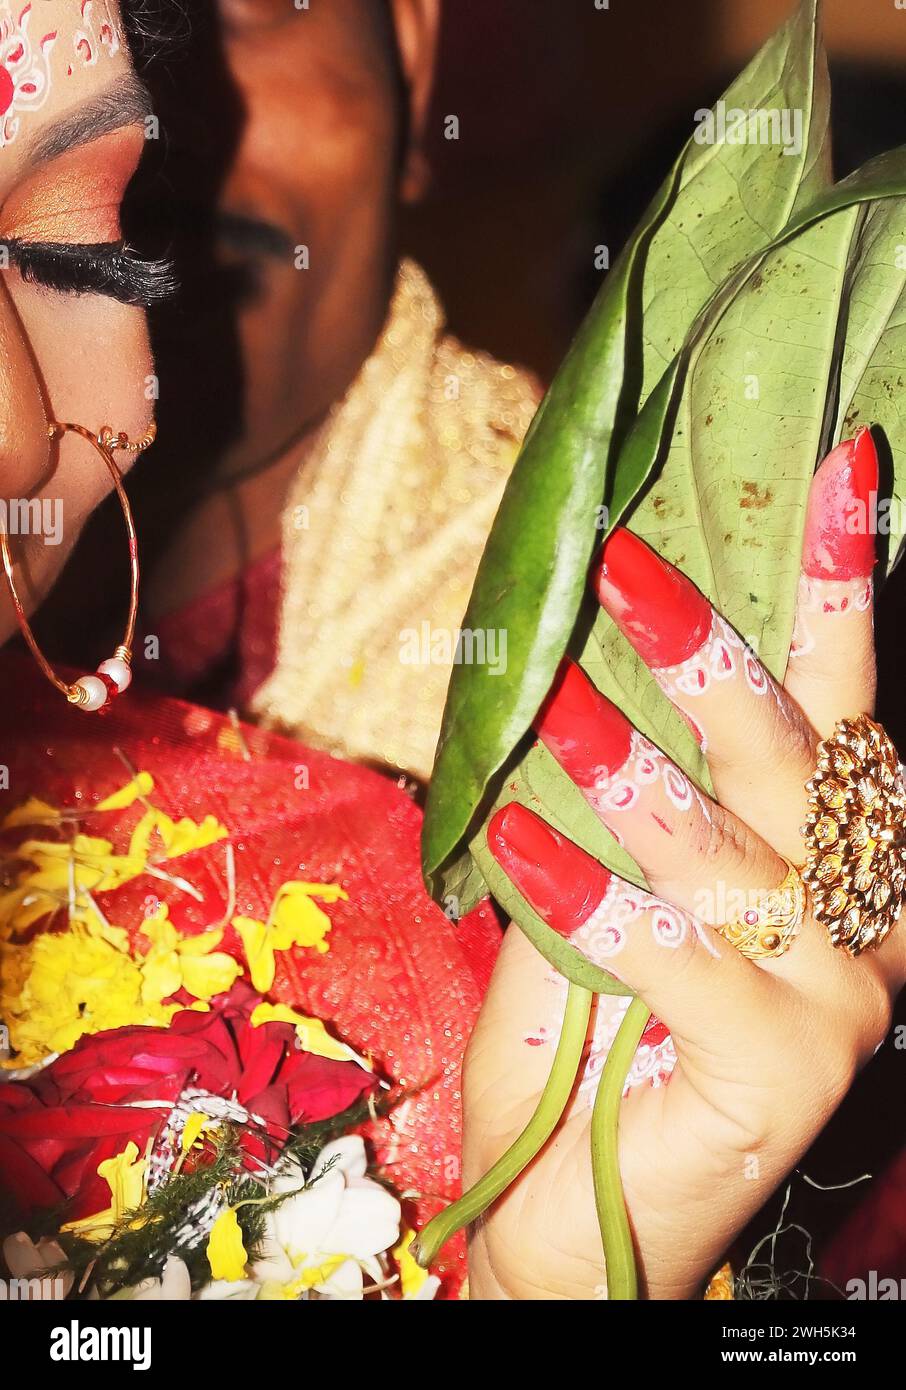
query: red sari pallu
[{"left": 0, "top": 652, "right": 502, "bottom": 1297}]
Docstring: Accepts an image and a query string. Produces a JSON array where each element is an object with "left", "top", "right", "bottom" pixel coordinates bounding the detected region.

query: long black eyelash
[{"left": 4, "top": 239, "right": 179, "bottom": 307}]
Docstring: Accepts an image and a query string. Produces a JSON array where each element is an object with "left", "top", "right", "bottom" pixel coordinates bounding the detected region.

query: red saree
[{"left": 0, "top": 652, "right": 501, "bottom": 1297}]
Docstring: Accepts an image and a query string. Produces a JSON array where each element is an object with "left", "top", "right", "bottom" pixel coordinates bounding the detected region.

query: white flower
[
  {"left": 110, "top": 1256, "right": 258, "bottom": 1301},
  {"left": 252, "top": 1135, "right": 401, "bottom": 1300},
  {"left": 2, "top": 1232, "right": 73, "bottom": 1299},
  {"left": 125, "top": 1255, "right": 192, "bottom": 1301},
  {"left": 193, "top": 1278, "right": 259, "bottom": 1300}
]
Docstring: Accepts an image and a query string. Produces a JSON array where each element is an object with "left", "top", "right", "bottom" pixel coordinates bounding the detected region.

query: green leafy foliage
[
  {"left": 54, "top": 1097, "right": 375, "bottom": 1298},
  {"left": 423, "top": 2, "right": 906, "bottom": 980}
]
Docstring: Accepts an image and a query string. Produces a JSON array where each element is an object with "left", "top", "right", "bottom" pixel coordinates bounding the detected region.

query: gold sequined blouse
[{"left": 251, "top": 260, "right": 541, "bottom": 781}]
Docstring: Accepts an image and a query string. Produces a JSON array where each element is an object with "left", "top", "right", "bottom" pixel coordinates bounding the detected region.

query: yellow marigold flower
[
  {"left": 24, "top": 937, "right": 141, "bottom": 1057},
  {"left": 128, "top": 809, "right": 160, "bottom": 863},
  {"left": 160, "top": 812, "right": 228, "bottom": 859},
  {"left": 162, "top": 946, "right": 239, "bottom": 1002},
  {"left": 1, "top": 831, "right": 147, "bottom": 948},
  {"left": 96, "top": 771, "right": 155, "bottom": 813},
  {"left": 128, "top": 809, "right": 228, "bottom": 865},
  {"left": 0, "top": 943, "right": 31, "bottom": 1033},
  {"left": 0, "top": 797, "right": 60, "bottom": 831},
  {"left": 0, "top": 784, "right": 234, "bottom": 1065},
  {"left": 2, "top": 794, "right": 226, "bottom": 953},
  {"left": 207, "top": 1207, "right": 248, "bottom": 1282},
  {"left": 234, "top": 882, "right": 345, "bottom": 992},
  {"left": 70, "top": 901, "right": 130, "bottom": 952},
  {"left": 0, "top": 926, "right": 176, "bottom": 1067},
  {"left": 232, "top": 917, "right": 271, "bottom": 992},
  {"left": 394, "top": 1229, "right": 431, "bottom": 1299},
  {"left": 19, "top": 834, "right": 145, "bottom": 894},
  {"left": 250, "top": 1002, "right": 371, "bottom": 1069},
  {"left": 0, "top": 886, "right": 56, "bottom": 936},
  {"left": 138, "top": 922, "right": 183, "bottom": 1003},
  {"left": 273, "top": 882, "right": 346, "bottom": 950},
  {"left": 62, "top": 1142, "right": 147, "bottom": 1243},
  {"left": 140, "top": 906, "right": 242, "bottom": 1005}
]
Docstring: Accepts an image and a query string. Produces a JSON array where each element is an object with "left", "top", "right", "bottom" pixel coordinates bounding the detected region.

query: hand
[{"left": 463, "top": 431, "right": 906, "bottom": 1300}]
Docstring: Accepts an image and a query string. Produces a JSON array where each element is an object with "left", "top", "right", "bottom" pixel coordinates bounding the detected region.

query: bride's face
[{"left": 0, "top": 0, "right": 156, "bottom": 643}]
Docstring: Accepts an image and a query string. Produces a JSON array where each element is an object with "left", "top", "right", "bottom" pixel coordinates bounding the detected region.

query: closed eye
[{"left": 4, "top": 239, "right": 178, "bottom": 306}]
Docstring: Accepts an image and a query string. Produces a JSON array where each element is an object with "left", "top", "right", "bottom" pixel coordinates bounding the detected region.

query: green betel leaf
[
  {"left": 594, "top": 149, "right": 906, "bottom": 600},
  {"left": 599, "top": 151, "right": 906, "bottom": 682},
  {"left": 421, "top": 169, "right": 680, "bottom": 910},
  {"left": 632, "top": 0, "right": 830, "bottom": 406},
  {"left": 423, "top": 0, "right": 830, "bottom": 905},
  {"left": 603, "top": 146, "right": 906, "bottom": 602},
  {"left": 581, "top": 206, "right": 865, "bottom": 799},
  {"left": 831, "top": 197, "right": 906, "bottom": 570},
  {"left": 467, "top": 164, "right": 906, "bottom": 960}
]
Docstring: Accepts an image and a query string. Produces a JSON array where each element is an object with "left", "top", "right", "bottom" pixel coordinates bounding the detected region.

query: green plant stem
[
  {"left": 411, "top": 983, "right": 593, "bottom": 1269},
  {"left": 591, "top": 996, "right": 650, "bottom": 1300}
]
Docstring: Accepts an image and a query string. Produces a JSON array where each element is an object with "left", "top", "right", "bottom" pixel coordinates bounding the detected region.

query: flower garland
[{"left": 0, "top": 770, "right": 438, "bottom": 1301}]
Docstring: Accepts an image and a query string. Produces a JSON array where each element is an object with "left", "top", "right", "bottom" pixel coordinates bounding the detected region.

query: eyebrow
[{"left": 26, "top": 73, "right": 154, "bottom": 167}]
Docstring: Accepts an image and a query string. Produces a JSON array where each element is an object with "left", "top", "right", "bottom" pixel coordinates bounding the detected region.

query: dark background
[{"left": 405, "top": 0, "right": 906, "bottom": 378}]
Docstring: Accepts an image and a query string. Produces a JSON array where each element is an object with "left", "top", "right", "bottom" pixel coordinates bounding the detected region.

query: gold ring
[
  {"left": 716, "top": 860, "right": 805, "bottom": 959},
  {"left": 802, "top": 714, "right": 906, "bottom": 956}
]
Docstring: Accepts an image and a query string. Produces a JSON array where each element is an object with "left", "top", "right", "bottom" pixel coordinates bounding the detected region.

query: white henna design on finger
[
  {"left": 586, "top": 728, "right": 714, "bottom": 829},
  {"left": 568, "top": 877, "right": 717, "bottom": 966},
  {"left": 588, "top": 729, "right": 695, "bottom": 815},
  {"left": 579, "top": 997, "right": 678, "bottom": 1102},
  {"left": 789, "top": 574, "right": 873, "bottom": 659},
  {"left": 526, "top": 997, "right": 678, "bottom": 1103},
  {"left": 653, "top": 613, "right": 769, "bottom": 702}
]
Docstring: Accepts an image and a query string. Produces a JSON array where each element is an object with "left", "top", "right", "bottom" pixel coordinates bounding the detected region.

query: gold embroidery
[{"left": 252, "top": 261, "right": 540, "bottom": 780}]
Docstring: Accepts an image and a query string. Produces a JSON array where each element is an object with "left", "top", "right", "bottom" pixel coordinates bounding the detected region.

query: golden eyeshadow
[{"left": 0, "top": 126, "right": 144, "bottom": 244}]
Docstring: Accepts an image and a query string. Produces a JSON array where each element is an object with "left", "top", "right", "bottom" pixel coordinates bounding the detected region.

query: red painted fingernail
[
  {"left": 801, "top": 429, "right": 879, "bottom": 580},
  {"left": 642, "top": 1017, "right": 670, "bottom": 1046},
  {"left": 487, "top": 803, "right": 611, "bottom": 937},
  {"left": 535, "top": 660, "right": 632, "bottom": 786},
  {"left": 592, "top": 528, "right": 713, "bottom": 668}
]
